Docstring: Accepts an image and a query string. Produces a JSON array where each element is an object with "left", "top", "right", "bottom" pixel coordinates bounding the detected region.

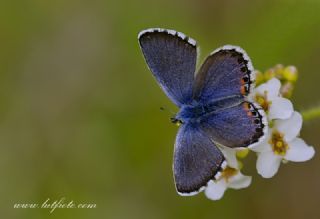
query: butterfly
[{"left": 138, "top": 28, "right": 267, "bottom": 196}]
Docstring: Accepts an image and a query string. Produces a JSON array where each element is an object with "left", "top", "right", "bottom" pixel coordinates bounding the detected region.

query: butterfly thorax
[
  {"left": 175, "top": 103, "right": 206, "bottom": 124},
  {"left": 174, "top": 95, "right": 243, "bottom": 124}
]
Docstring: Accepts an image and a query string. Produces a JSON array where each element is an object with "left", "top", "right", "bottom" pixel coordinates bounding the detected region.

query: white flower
[
  {"left": 250, "top": 78, "right": 293, "bottom": 120},
  {"left": 204, "top": 147, "right": 252, "bottom": 201},
  {"left": 251, "top": 111, "right": 315, "bottom": 178}
]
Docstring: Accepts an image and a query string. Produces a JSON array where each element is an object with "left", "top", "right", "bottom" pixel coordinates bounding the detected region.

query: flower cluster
[{"left": 205, "top": 65, "right": 315, "bottom": 200}]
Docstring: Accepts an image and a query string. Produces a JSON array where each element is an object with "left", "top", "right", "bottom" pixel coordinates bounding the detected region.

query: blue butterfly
[{"left": 138, "top": 28, "right": 267, "bottom": 196}]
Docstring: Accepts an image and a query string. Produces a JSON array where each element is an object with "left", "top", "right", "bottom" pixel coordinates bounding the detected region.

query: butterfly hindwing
[
  {"left": 138, "top": 28, "right": 197, "bottom": 106},
  {"left": 200, "top": 101, "right": 267, "bottom": 148},
  {"left": 173, "top": 123, "right": 225, "bottom": 195},
  {"left": 193, "top": 45, "right": 254, "bottom": 103}
]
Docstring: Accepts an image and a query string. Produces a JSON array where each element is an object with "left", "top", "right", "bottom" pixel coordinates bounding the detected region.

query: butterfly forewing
[
  {"left": 193, "top": 46, "right": 254, "bottom": 103},
  {"left": 138, "top": 29, "right": 197, "bottom": 106}
]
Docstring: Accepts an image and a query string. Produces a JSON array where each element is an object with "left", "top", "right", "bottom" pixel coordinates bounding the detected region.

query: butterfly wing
[
  {"left": 173, "top": 123, "right": 225, "bottom": 195},
  {"left": 193, "top": 45, "right": 267, "bottom": 148},
  {"left": 201, "top": 101, "right": 267, "bottom": 148},
  {"left": 193, "top": 45, "right": 254, "bottom": 103},
  {"left": 138, "top": 28, "right": 197, "bottom": 106}
]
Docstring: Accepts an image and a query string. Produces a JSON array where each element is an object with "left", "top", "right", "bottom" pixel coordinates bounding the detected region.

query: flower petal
[
  {"left": 250, "top": 141, "right": 271, "bottom": 153},
  {"left": 275, "top": 111, "right": 302, "bottom": 142},
  {"left": 255, "top": 78, "right": 281, "bottom": 100},
  {"left": 256, "top": 151, "right": 282, "bottom": 178},
  {"left": 219, "top": 146, "right": 238, "bottom": 168},
  {"left": 250, "top": 132, "right": 272, "bottom": 152},
  {"left": 268, "top": 97, "right": 293, "bottom": 120},
  {"left": 205, "top": 180, "right": 227, "bottom": 201},
  {"left": 285, "top": 138, "right": 315, "bottom": 162},
  {"left": 228, "top": 172, "right": 252, "bottom": 189}
]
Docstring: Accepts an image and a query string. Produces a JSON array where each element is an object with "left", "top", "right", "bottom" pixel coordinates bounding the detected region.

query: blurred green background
[{"left": 1, "top": 0, "right": 320, "bottom": 218}]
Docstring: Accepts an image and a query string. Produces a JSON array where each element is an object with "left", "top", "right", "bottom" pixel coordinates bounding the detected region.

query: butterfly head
[{"left": 172, "top": 103, "right": 207, "bottom": 126}]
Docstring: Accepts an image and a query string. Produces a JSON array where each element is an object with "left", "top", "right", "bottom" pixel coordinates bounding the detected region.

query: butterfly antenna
[
  {"left": 159, "top": 106, "right": 176, "bottom": 115},
  {"left": 160, "top": 106, "right": 176, "bottom": 118},
  {"left": 160, "top": 106, "right": 183, "bottom": 126}
]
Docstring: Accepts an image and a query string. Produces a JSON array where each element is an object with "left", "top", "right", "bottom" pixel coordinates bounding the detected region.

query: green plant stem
[{"left": 301, "top": 106, "right": 320, "bottom": 121}]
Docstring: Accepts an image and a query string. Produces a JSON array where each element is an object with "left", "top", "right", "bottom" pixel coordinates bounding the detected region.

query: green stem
[{"left": 301, "top": 106, "right": 320, "bottom": 121}]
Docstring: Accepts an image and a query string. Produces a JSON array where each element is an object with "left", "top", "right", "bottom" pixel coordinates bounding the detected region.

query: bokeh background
[{"left": 1, "top": 0, "right": 320, "bottom": 218}]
